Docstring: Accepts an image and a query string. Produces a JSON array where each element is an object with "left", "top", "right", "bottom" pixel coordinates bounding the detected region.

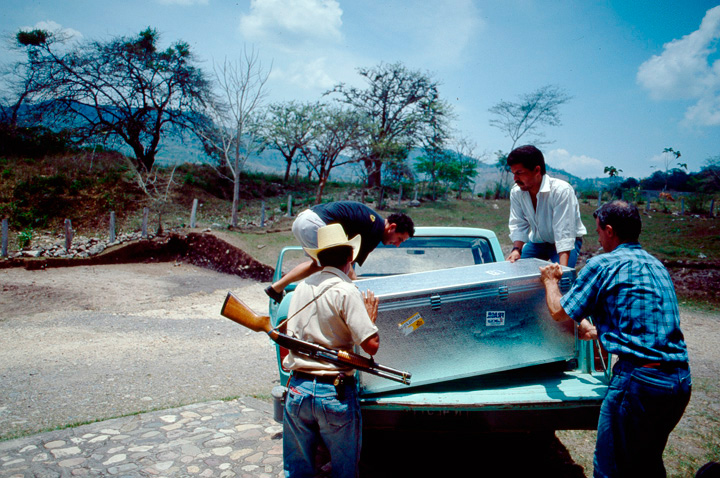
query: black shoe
[{"left": 265, "top": 285, "right": 284, "bottom": 303}]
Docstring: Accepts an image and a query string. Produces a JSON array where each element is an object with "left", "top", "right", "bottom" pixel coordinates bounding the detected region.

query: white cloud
[
  {"left": 240, "top": 0, "right": 343, "bottom": 48},
  {"left": 684, "top": 94, "right": 720, "bottom": 125},
  {"left": 637, "top": 6, "right": 720, "bottom": 126},
  {"left": 272, "top": 57, "right": 336, "bottom": 91},
  {"left": 22, "top": 20, "right": 83, "bottom": 42},
  {"left": 546, "top": 149, "right": 605, "bottom": 179}
]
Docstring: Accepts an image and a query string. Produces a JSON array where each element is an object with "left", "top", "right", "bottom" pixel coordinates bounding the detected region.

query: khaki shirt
[{"left": 282, "top": 267, "right": 378, "bottom": 375}]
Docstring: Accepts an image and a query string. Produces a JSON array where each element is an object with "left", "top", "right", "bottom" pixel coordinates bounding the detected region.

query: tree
[
  {"left": 492, "top": 150, "right": 511, "bottom": 199},
  {"left": 661, "top": 147, "right": 682, "bottom": 191},
  {"left": 414, "top": 138, "right": 480, "bottom": 201},
  {"left": 415, "top": 149, "right": 449, "bottom": 201},
  {"left": 198, "top": 48, "right": 270, "bottom": 227},
  {"left": 262, "top": 101, "right": 320, "bottom": 183},
  {"left": 327, "top": 62, "right": 452, "bottom": 189},
  {"left": 489, "top": 84, "right": 572, "bottom": 150},
  {"left": 604, "top": 166, "right": 623, "bottom": 177},
  {"left": 298, "top": 105, "right": 364, "bottom": 204},
  {"left": 444, "top": 137, "right": 480, "bottom": 199},
  {"left": 15, "top": 27, "right": 212, "bottom": 197}
]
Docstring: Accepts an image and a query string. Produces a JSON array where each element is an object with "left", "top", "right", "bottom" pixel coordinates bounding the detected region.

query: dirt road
[{"left": 0, "top": 262, "right": 277, "bottom": 440}]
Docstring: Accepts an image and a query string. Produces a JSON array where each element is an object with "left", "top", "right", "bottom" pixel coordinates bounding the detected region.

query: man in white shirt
[{"left": 505, "top": 145, "right": 586, "bottom": 267}]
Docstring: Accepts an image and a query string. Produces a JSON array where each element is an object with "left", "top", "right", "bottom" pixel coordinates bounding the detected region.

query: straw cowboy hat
[{"left": 304, "top": 223, "right": 361, "bottom": 262}]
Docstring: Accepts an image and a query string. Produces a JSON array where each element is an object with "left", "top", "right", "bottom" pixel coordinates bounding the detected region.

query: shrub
[{"left": 18, "top": 228, "right": 33, "bottom": 249}]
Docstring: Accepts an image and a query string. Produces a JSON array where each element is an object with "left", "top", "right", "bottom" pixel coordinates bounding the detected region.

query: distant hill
[{"left": 153, "top": 135, "right": 619, "bottom": 194}]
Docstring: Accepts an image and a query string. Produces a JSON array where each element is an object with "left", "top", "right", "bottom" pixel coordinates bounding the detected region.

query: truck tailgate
[{"left": 360, "top": 369, "right": 608, "bottom": 431}]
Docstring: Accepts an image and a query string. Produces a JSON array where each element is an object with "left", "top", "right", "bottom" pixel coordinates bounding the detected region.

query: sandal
[{"left": 264, "top": 285, "right": 284, "bottom": 304}]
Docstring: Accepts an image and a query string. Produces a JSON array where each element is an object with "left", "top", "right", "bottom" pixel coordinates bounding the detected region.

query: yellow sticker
[{"left": 398, "top": 313, "right": 425, "bottom": 336}]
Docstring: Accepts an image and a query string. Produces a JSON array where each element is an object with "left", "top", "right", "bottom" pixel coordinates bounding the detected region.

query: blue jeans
[
  {"left": 283, "top": 375, "right": 361, "bottom": 478},
  {"left": 594, "top": 360, "right": 692, "bottom": 478},
  {"left": 521, "top": 238, "right": 582, "bottom": 267}
]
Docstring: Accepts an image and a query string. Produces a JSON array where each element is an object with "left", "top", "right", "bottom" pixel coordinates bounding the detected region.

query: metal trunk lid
[{"left": 354, "top": 258, "right": 577, "bottom": 394}]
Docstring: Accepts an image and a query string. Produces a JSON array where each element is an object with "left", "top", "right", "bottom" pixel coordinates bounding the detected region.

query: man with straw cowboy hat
[{"left": 282, "top": 223, "right": 380, "bottom": 478}]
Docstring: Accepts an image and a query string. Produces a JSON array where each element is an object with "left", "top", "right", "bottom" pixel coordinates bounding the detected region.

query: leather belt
[
  {"left": 293, "top": 371, "right": 355, "bottom": 385},
  {"left": 620, "top": 356, "right": 688, "bottom": 370}
]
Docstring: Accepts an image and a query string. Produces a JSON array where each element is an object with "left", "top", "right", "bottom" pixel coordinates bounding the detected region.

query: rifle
[{"left": 220, "top": 292, "right": 411, "bottom": 385}]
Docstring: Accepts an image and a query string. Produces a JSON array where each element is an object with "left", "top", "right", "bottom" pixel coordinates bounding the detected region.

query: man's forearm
[
  {"left": 558, "top": 251, "right": 570, "bottom": 267},
  {"left": 542, "top": 277, "right": 572, "bottom": 322}
]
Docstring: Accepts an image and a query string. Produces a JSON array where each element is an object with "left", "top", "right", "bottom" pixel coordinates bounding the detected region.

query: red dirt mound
[{"left": 0, "top": 232, "right": 274, "bottom": 282}]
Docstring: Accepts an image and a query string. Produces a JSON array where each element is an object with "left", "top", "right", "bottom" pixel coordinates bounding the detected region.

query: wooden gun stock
[{"left": 220, "top": 292, "right": 411, "bottom": 385}]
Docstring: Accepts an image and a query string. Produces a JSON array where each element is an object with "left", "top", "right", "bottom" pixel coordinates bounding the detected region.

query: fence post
[
  {"left": 597, "top": 189, "right": 602, "bottom": 207},
  {"left": 681, "top": 197, "right": 685, "bottom": 215},
  {"left": 190, "top": 198, "right": 198, "bottom": 228},
  {"left": 142, "top": 207, "right": 149, "bottom": 238},
  {"left": 646, "top": 198, "right": 651, "bottom": 212},
  {"left": 109, "top": 211, "right": 116, "bottom": 243},
  {"left": 286, "top": 194, "right": 293, "bottom": 217},
  {"left": 710, "top": 198, "right": 715, "bottom": 217},
  {"left": 1, "top": 218, "right": 8, "bottom": 257},
  {"left": 398, "top": 184, "right": 403, "bottom": 204},
  {"left": 261, "top": 201, "right": 266, "bottom": 227},
  {"left": 64, "top": 219, "right": 73, "bottom": 252}
]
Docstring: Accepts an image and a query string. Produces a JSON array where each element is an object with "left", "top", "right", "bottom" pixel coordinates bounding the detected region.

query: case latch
[
  {"left": 430, "top": 294, "right": 442, "bottom": 310},
  {"left": 498, "top": 285, "right": 509, "bottom": 301}
]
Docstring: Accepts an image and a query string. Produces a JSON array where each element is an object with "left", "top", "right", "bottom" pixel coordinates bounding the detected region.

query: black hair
[
  {"left": 506, "top": 145, "right": 546, "bottom": 175},
  {"left": 317, "top": 245, "right": 354, "bottom": 268},
  {"left": 387, "top": 213, "right": 415, "bottom": 237},
  {"left": 593, "top": 200, "right": 642, "bottom": 243}
]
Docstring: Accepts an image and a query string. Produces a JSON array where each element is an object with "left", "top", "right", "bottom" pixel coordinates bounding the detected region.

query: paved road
[{"left": 0, "top": 398, "right": 283, "bottom": 478}]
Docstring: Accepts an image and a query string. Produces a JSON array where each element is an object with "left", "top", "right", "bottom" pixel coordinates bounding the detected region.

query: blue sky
[{"left": 2, "top": 0, "right": 720, "bottom": 180}]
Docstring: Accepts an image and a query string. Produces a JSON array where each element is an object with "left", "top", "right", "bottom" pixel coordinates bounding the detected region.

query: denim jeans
[
  {"left": 283, "top": 375, "right": 361, "bottom": 478},
  {"left": 593, "top": 360, "right": 692, "bottom": 478},
  {"left": 521, "top": 238, "right": 583, "bottom": 267}
]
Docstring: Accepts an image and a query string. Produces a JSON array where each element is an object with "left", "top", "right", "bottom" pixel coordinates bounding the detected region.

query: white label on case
[
  {"left": 486, "top": 311, "right": 505, "bottom": 326},
  {"left": 398, "top": 313, "right": 425, "bottom": 336}
]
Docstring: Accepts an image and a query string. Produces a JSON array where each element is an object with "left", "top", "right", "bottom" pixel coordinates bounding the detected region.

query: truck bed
[{"left": 360, "top": 366, "right": 608, "bottom": 432}]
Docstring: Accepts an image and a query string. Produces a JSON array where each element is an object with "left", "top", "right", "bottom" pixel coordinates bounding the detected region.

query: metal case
[{"left": 354, "top": 258, "right": 576, "bottom": 394}]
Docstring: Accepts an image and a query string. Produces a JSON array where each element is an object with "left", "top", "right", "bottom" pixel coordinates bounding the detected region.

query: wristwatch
[{"left": 511, "top": 246, "right": 521, "bottom": 254}]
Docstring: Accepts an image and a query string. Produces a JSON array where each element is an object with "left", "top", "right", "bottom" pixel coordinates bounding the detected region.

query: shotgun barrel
[{"left": 220, "top": 292, "right": 411, "bottom": 385}]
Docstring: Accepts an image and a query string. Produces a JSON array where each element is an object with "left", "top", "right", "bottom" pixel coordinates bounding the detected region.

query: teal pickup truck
[{"left": 268, "top": 226, "right": 609, "bottom": 434}]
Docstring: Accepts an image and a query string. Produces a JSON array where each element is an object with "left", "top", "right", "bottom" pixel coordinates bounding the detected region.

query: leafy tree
[
  {"left": 445, "top": 138, "right": 480, "bottom": 199},
  {"left": 489, "top": 84, "right": 572, "bottom": 150},
  {"left": 415, "top": 139, "right": 480, "bottom": 200},
  {"left": 262, "top": 101, "right": 320, "bottom": 183},
  {"left": 298, "top": 105, "right": 364, "bottom": 204},
  {"left": 198, "top": 48, "right": 270, "bottom": 227},
  {"left": 492, "top": 150, "right": 511, "bottom": 199},
  {"left": 699, "top": 154, "right": 720, "bottom": 192},
  {"left": 621, "top": 177, "right": 640, "bottom": 189},
  {"left": 661, "top": 147, "right": 681, "bottom": 191},
  {"left": 415, "top": 149, "right": 449, "bottom": 201},
  {"left": 604, "top": 165, "right": 623, "bottom": 177},
  {"left": 14, "top": 27, "right": 212, "bottom": 198},
  {"left": 327, "top": 61, "right": 452, "bottom": 189}
]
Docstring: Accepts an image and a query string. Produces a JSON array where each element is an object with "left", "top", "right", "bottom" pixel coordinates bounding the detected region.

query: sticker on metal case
[
  {"left": 486, "top": 311, "right": 505, "bottom": 326},
  {"left": 398, "top": 313, "right": 425, "bottom": 336}
]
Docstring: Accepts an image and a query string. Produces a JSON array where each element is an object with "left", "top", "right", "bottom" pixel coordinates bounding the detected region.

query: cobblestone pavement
[{"left": 0, "top": 398, "right": 284, "bottom": 478}]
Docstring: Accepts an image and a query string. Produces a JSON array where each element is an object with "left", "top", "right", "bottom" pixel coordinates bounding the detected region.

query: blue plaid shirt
[{"left": 560, "top": 243, "right": 688, "bottom": 363}]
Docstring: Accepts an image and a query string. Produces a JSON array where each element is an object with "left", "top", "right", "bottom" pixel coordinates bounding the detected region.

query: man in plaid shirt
[{"left": 539, "top": 200, "right": 691, "bottom": 478}]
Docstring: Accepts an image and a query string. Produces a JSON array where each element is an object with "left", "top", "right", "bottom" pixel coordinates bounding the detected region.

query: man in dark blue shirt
[
  {"left": 265, "top": 201, "right": 414, "bottom": 302},
  {"left": 540, "top": 200, "right": 691, "bottom": 478}
]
